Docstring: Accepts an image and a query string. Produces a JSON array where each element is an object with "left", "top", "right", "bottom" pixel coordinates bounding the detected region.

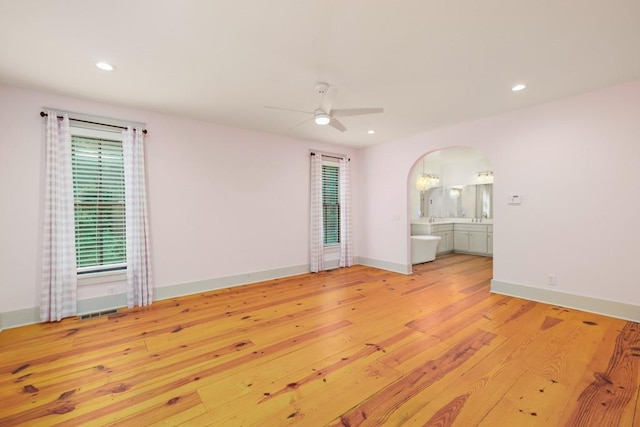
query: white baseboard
[
  {"left": 491, "top": 280, "right": 640, "bottom": 323},
  {"left": 356, "top": 256, "right": 412, "bottom": 275},
  {"left": 0, "top": 307, "right": 40, "bottom": 330},
  {"left": 0, "top": 294, "right": 132, "bottom": 330},
  {"left": 155, "top": 264, "right": 309, "bottom": 300},
  {"left": 1, "top": 260, "right": 416, "bottom": 331},
  {"left": 0, "top": 264, "right": 309, "bottom": 330}
]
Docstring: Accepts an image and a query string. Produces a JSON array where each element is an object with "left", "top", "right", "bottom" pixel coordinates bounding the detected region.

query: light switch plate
[{"left": 508, "top": 194, "right": 522, "bottom": 205}]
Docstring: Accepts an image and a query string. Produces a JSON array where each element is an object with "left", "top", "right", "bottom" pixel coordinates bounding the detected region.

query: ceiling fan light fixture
[
  {"left": 96, "top": 62, "right": 115, "bottom": 71},
  {"left": 267, "top": 83, "right": 383, "bottom": 132},
  {"left": 314, "top": 113, "right": 331, "bottom": 125}
]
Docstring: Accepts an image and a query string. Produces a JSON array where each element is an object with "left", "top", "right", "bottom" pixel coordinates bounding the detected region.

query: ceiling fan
[{"left": 265, "top": 82, "right": 383, "bottom": 132}]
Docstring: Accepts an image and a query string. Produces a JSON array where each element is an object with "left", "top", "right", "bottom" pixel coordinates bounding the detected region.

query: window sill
[{"left": 78, "top": 269, "right": 127, "bottom": 286}]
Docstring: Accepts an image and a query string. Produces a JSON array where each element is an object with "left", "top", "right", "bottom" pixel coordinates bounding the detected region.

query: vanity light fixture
[
  {"left": 477, "top": 170, "right": 494, "bottom": 183},
  {"left": 415, "top": 174, "right": 431, "bottom": 192},
  {"left": 415, "top": 157, "right": 440, "bottom": 191},
  {"left": 416, "top": 174, "right": 440, "bottom": 191}
]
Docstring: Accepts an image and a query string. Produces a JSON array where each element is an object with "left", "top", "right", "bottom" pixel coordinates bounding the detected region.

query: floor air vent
[{"left": 80, "top": 309, "right": 118, "bottom": 320}]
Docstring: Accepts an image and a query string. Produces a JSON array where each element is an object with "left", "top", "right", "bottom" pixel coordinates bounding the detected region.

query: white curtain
[
  {"left": 309, "top": 153, "right": 324, "bottom": 272},
  {"left": 123, "top": 127, "right": 153, "bottom": 307},
  {"left": 41, "top": 112, "right": 77, "bottom": 322},
  {"left": 339, "top": 158, "right": 353, "bottom": 267}
]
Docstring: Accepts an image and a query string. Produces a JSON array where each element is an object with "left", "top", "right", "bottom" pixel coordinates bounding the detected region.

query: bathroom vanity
[
  {"left": 413, "top": 181, "right": 493, "bottom": 257},
  {"left": 411, "top": 222, "right": 493, "bottom": 257}
]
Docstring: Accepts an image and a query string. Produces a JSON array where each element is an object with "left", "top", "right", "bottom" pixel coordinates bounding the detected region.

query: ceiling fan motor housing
[{"left": 315, "top": 82, "right": 329, "bottom": 94}]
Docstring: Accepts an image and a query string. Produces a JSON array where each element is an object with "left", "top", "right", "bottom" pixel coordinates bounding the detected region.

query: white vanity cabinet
[
  {"left": 487, "top": 225, "right": 493, "bottom": 255},
  {"left": 469, "top": 231, "right": 488, "bottom": 253},
  {"left": 430, "top": 224, "right": 453, "bottom": 254},
  {"left": 453, "top": 224, "right": 492, "bottom": 256},
  {"left": 453, "top": 230, "right": 470, "bottom": 252},
  {"left": 411, "top": 222, "right": 492, "bottom": 257}
]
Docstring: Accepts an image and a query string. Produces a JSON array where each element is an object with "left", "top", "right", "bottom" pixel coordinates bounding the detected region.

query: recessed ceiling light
[
  {"left": 367, "top": 130, "right": 376, "bottom": 134},
  {"left": 512, "top": 84, "right": 526, "bottom": 92},
  {"left": 96, "top": 62, "right": 115, "bottom": 71}
]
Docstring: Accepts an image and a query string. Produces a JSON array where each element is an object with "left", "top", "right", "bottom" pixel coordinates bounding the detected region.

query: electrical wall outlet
[{"left": 547, "top": 274, "right": 557, "bottom": 286}]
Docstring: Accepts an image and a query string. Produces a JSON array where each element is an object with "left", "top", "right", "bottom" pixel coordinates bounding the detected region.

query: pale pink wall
[
  {"left": 355, "top": 80, "right": 640, "bottom": 306},
  {"left": 0, "top": 86, "right": 357, "bottom": 313}
]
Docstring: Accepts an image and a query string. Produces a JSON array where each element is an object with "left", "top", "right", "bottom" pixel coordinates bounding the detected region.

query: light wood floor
[{"left": 1, "top": 254, "right": 639, "bottom": 426}]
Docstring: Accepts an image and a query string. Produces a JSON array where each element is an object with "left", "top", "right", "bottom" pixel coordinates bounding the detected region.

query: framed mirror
[{"left": 420, "top": 183, "right": 492, "bottom": 219}]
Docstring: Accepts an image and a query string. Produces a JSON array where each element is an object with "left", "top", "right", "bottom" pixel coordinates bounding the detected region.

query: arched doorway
[{"left": 408, "top": 147, "right": 493, "bottom": 272}]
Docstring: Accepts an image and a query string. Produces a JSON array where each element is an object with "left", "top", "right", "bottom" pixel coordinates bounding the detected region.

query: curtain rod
[
  {"left": 40, "top": 111, "right": 148, "bottom": 134},
  {"left": 310, "top": 152, "right": 350, "bottom": 161}
]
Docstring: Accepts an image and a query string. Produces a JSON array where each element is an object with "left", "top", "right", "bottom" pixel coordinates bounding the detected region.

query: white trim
[
  {"left": 356, "top": 256, "right": 412, "bottom": 274},
  {"left": 0, "top": 264, "right": 310, "bottom": 330},
  {"left": 323, "top": 259, "right": 341, "bottom": 270},
  {"left": 155, "top": 264, "right": 309, "bottom": 300},
  {"left": 70, "top": 126, "right": 123, "bottom": 139},
  {"left": 44, "top": 107, "right": 145, "bottom": 131},
  {"left": 70, "top": 127, "right": 127, "bottom": 282},
  {"left": 322, "top": 245, "right": 340, "bottom": 270},
  {"left": 309, "top": 149, "right": 347, "bottom": 160},
  {"left": 0, "top": 307, "right": 40, "bottom": 330},
  {"left": 322, "top": 157, "right": 340, "bottom": 166},
  {"left": 491, "top": 280, "right": 640, "bottom": 322},
  {"left": 78, "top": 269, "right": 127, "bottom": 286},
  {"left": 8, "top": 269, "right": 637, "bottom": 330},
  {"left": 2, "top": 261, "right": 430, "bottom": 329}
]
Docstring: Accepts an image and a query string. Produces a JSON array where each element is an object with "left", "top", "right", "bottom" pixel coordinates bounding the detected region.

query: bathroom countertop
[{"left": 412, "top": 219, "right": 493, "bottom": 225}]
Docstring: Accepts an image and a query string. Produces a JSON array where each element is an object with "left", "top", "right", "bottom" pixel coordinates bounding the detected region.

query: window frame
[
  {"left": 321, "top": 158, "right": 341, "bottom": 247},
  {"left": 70, "top": 126, "right": 127, "bottom": 281}
]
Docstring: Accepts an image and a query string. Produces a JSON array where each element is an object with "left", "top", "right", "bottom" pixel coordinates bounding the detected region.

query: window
[
  {"left": 71, "top": 128, "right": 126, "bottom": 274},
  {"left": 322, "top": 164, "right": 340, "bottom": 245}
]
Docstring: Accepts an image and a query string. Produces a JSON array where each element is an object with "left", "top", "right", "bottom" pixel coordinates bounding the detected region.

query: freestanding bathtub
[{"left": 411, "top": 235, "right": 441, "bottom": 264}]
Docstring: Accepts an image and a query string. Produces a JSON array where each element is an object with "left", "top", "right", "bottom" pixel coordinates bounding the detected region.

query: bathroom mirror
[
  {"left": 475, "top": 184, "right": 493, "bottom": 219},
  {"left": 421, "top": 184, "right": 492, "bottom": 219}
]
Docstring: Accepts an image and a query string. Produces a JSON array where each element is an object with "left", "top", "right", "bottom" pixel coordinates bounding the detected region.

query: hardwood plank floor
[{"left": 1, "top": 254, "right": 638, "bottom": 426}]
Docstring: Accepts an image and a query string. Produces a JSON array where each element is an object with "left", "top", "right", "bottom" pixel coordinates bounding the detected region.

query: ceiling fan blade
[
  {"left": 287, "top": 116, "right": 313, "bottom": 130},
  {"left": 329, "top": 118, "right": 347, "bottom": 132},
  {"left": 264, "top": 106, "right": 314, "bottom": 115},
  {"left": 331, "top": 107, "right": 384, "bottom": 118}
]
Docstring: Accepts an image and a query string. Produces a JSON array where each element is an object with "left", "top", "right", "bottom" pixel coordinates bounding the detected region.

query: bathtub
[{"left": 410, "top": 235, "right": 441, "bottom": 264}]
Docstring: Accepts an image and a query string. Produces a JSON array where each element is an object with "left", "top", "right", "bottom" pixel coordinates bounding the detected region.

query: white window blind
[
  {"left": 71, "top": 134, "right": 126, "bottom": 273},
  {"left": 322, "top": 164, "right": 340, "bottom": 245}
]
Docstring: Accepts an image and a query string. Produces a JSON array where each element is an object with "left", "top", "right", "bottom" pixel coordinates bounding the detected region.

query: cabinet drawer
[
  {"left": 431, "top": 224, "right": 453, "bottom": 232},
  {"left": 411, "top": 224, "right": 431, "bottom": 235},
  {"left": 454, "top": 224, "right": 487, "bottom": 232}
]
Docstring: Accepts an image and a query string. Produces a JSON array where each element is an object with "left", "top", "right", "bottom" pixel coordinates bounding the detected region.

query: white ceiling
[{"left": 1, "top": 1, "right": 639, "bottom": 147}]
